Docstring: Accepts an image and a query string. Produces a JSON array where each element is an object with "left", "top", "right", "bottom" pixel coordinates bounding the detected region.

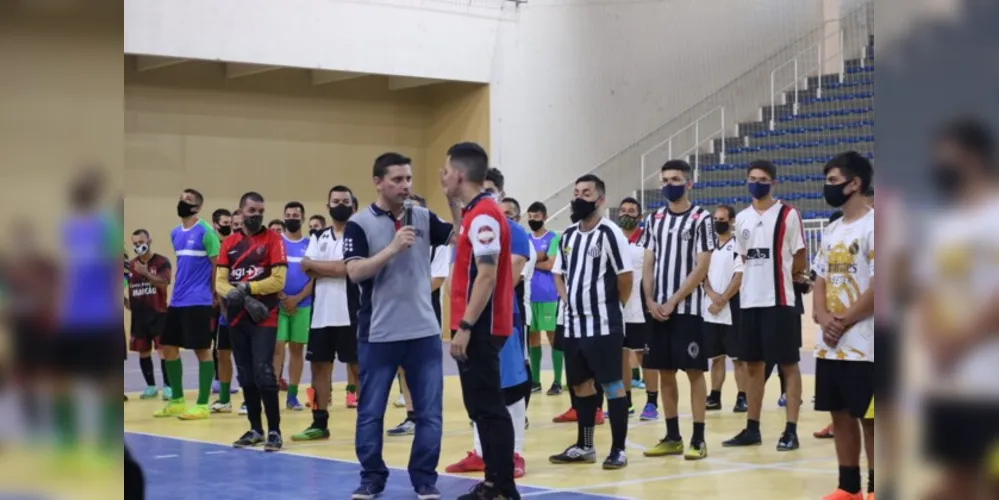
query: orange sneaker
[
  {"left": 513, "top": 453, "right": 526, "bottom": 478},
  {"left": 553, "top": 407, "right": 577, "bottom": 423},
  {"left": 595, "top": 409, "right": 605, "bottom": 425},
  {"left": 822, "top": 490, "right": 863, "bottom": 500},
  {"left": 445, "top": 451, "right": 486, "bottom": 473},
  {"left": 814, "top": 423, "right": 835, "bottom": 439},
  {"left": 346, "top": 392, "right": 358, "bottom": 408}
]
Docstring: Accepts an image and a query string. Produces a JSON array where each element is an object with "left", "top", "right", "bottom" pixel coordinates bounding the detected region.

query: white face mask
[
  {"left": 489, "top": 192, "right": 502, "bottom": 204},
  {"left": 133, "top": 243, "right": 149, "bottom": 256}
]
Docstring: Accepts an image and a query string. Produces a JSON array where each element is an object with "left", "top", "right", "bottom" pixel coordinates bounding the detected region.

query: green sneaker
[
  {"left": 291, "top": 427, "right": 330, "bottom": 442},
  {"left": 178, "top": 404, "right": 210, "bottom": 421},
  {"left": 152, "top": 399, "right": 186, "bottom": 418},
  {"left": 684, "top": 441, "right": 708, "bottom": 461},
  {"left": 643, "top": 438, "right": 685, "bottom": 457},
  {"left": 140, "top": 386, "right": 159, "bottom": 399}
]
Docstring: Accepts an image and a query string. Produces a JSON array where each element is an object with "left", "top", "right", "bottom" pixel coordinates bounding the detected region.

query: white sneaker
[
  {"left": 393, "top": 394, "right": 406, "bottom": 408},
  {"left": 239, "top": 402, "right": 248, "bottom": 415},
  {"left": 210, "top": 401, "right": 232, "bottom": 414}
]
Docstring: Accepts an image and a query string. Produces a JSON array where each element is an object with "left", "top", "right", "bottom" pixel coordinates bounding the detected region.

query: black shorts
[
  {"left": 703, "top": 321, "right": 739, "bottom": 360},
  {"left": 502, "top": 380, "right": 531, "bottom": 406},
  {"left": 624, "top": 322, "right": 648, "bottom": 351},
  {"left": 129, "top": 308, "right": 166, "bottom": 352},
  {"left": 553, "top": 325, "right": 565, "bottom": 351},
  {"left": 307, "top": 325, "right": 358, "bottom": 363},
  {"left": 739, "top": 306, "right": 802, "bottom": 364},
  {"left": 161, "top": 306, "right": 215, "bottom": 350},
  {"left": 814, "top": 359, "right": 874, "bottom": 419},
  {"left": 54, "top": 330, "right": 121, "bottom": 377},
  {"left": 215, "top": 324, "right": 232, "bottom": 351},
  {"left": 875, "top": 323, "right": 897, "bottom": 404},
  {"left": 924, "top": 398, "right": 999, "bottom": 469},
  {"left": 644, "top": 315, "right": 707, "bottom": 372},
  {"left": 563, "top": 335, "right": 624, "bottom": 386}
]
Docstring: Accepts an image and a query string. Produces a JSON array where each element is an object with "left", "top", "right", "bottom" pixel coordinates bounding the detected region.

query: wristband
[{"left": 459, "top": 320, "right": 473, "bottom": 331}]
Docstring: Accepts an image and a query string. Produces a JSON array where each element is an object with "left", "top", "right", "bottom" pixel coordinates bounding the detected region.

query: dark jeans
[
  {"left": 457, "top": 331, "right": 516, "bottom": 495},
  {"left": 229, "top": 322, "right": 279, "bottom": 431},
  {"left": 356, "top": 335, "right": 443, "bottom": 489},
  {"left": 125, "top": 446, "right": 145, "bottom": 500}
]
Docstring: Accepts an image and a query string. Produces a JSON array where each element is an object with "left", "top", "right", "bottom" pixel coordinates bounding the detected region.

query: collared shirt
[{"left": 344, "top": 203, "right": 453, "bottom": 343}]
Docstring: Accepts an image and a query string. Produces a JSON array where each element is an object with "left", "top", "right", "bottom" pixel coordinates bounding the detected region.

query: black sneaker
[
  {"left": 525, "top": 415, "right": 530, "bottom": 430},
  {"left": 705, "top": 398, "right": 722, "bottom": 411},
  {"left": 722, "top": 429, "right": 762, "bottom": 447},
  {"left": 733, "top": 397, "right": 748, "bottom": 413},
  {"left": 602, "top": 448, "right": 628, "bottom": 470},
  {"left": 351, "top": 483, "right": 385, "bottom": 500},
  {"left": 546, "top": 383, "right": 563, "bottom": 396},
  {"left": 549, "top": 444, "right": 597, "bottom": 464},
  {"left": 530, "top": 383, "right": 542, "bottom": 394},
  {"left": 776, "top": 431, "right": 799, "bottom": 451},
  {"left": 264, "top": 431, "right": 283, "bottom": 452},
  {"left": 233, "top": 430, "right": 265, "bottom": 448}
]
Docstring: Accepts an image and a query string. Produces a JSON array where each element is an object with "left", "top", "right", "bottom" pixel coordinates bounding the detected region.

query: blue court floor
[{"left": 126, "top": 432, "right": 630, "bottom": 500}]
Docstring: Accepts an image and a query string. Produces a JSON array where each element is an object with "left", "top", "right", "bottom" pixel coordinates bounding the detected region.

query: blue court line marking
[{"left": 126, "top": 431, "right": 633, "bottom": 500}]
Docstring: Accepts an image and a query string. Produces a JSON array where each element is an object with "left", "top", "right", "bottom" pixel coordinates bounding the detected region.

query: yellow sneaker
[
  {"left": 643, "top": 438, "right": 684, "bottom": 457},
  {"left": 178, "top": 404, "right": 210, "bottom": 421},
  {"left": 684, "top": 441, "right": 708, "bottom": 461},
  {"left": 153, "top": 400, "right": 186, "bottom": 418}
]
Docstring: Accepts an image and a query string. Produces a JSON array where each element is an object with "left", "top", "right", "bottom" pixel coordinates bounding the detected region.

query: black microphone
[{"left": 402, "top": 198, "right": 414, "bottom": 227}]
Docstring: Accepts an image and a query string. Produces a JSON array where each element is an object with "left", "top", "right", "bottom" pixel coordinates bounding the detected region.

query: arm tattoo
[{"left": 476, "top": 254, "right": 497, "bottom": 266}]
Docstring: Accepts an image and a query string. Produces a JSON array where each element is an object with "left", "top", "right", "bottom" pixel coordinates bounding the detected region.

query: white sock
[
  {"left": 508, "top": 398, "right": 526, "bottom": 454},
  {"left": 473, "top": 422, "right": 483, "bottom": 456}
]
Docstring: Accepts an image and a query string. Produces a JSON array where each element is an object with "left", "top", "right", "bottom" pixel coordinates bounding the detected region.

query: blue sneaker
[
  {"left": 632, "top": 379, "right": 646, "bottom": 390},
  {"left": 286, "top": 395, "right": 304, "bottom": 411},
  {"left": 416, "top": 485, "right": 441, "bottom": 500},
  {"left": 351, "top": 484, "right": 385, "bottom": 500},
  {"left": 639, "top": 403, "right": 659, "bottom": 421},
  {"left": 778, "top": 393, "right": 787, "bottom": 408}
]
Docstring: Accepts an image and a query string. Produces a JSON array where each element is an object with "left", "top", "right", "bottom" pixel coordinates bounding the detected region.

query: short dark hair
[
  {"left": 526, "top": 201, "right": 547, "bottom": 216},
  {"left": 309, "top": 214, "right": 327, "bottom": 225},
  {"left": 132, "top": 228, "right": 150, "bottom": 238},
  {"left": 937, "top": 116, "right": 996, "bottom": 168},
  {"left": 575, "top": 174, "right": 606, "bottom": 196},
  {"left": 351, "top": 195, "right": 359, "bottom": 208},
  {"left": 747, "top": 160, "right": 777, "bottom": 179},
  {"left": 373, "top": 153, "right": 411, "bottom": 178},
  {"left": 447, "top": 142, "right": 489, "bottom": 184},
  {"left": 211, "top": 208, "right": 231, "bottom": 224},
  {"left": 268, "top": 219, "right": 285, "bottom": 229},
  {"left": 661, "top": 160, "right": 693, "bottom": 179},
  {"left": 409, "top": 194, "right": 427, "bottom": 206},
  {"left": 829, "top": 210, "right": 844, "bottom": 223},
  {"left": 715, "top": 204, "right": 736, "bottom": 220},
  {"left": 824, "top": 151, "right": 874, "bottom": 193},
  {"left": 502, "top": 197, "right": 521, "bottom": 213},
  {"left": 619, "top": 197, "right": 642, "bottom": 214},
  {"left": 486, "top": 167, "right": 505, "bottom": 191},
  {"left": 183, "top": 188, "right": 205, "bottom": 206},
  {"left": 328, "top": 185, "right": 354, "bottom": 202},
  {"left": 238, "top": 191, "right": 264, "bottom": 208},
  {"left": 232, "top": 208, "right": 242, "bottom": 217},
  {"left": 284, "top": 201, "right": 306, "bottom": 216}
]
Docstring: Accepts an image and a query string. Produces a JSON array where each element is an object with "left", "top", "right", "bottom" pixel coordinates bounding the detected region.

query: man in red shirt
[
  {"left": 126, "top": 229, "right": 172, "bottom": 399},
  {"left": 215, "top": 192, "right": 288, "bottom": 452},
  {"left": 443, "top": 142, "right": 519, "bottom": 500}
]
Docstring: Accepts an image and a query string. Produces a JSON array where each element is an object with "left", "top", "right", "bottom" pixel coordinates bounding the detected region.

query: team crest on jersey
[
  {"left": 256, "top": 246, "right": 266, "bottom": 256},
  {"left": 320, "top": 242, "right": 328, "bottom": 252},
  {"left": 477, "top": 225, "right": 495, "bottom": 245},
  {"left": 586, "top": 240, "right": 602, "bottom": 258},
  {"left": 681, "top": 229, "right": 692, "bottom": 241},
  {"left": 741, "top": 229, "right": 751, "bottom": 240}
]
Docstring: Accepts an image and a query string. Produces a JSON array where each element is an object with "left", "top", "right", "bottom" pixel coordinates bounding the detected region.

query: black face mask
[
  {"left": 284, "top": 219, "right": 302, "bottom": 233},
  {"left": 714, "top": 221, "right": 730, "bottom": 235},
  {"left": 932, "top": 164, "right": 964, "bottom": 198},
  {"left": 329, "top": 204, "right": 352, "bottom": 223},
  {"left": 243, "top": 215, "right": 264, "bottom": 234},
  {"left": 217, "top": 225, "right": 232, "bottom": 237},
  {"left": 570, "top": 198, "right": 598, "bottom": 222},
  {"left": 177, "top": 200, "right": 197, "bottom": 218},
  {"left": 310, "top": 228, "right": 322, "bottom": 237},
  {"left": 528, "top": 220, "right": 544, "bottom": 232},
  {"left": 823, "top": 182, "right": 855, "bottom": 208}
]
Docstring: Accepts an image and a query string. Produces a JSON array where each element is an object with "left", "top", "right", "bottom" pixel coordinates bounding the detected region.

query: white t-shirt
[
  {"left": 735, "top": 201, "right": 805, "bottom": 309},
  {"left": 704, "top": 237, "right": 744, "bottom": 325},
  {"left": 623, "top": 242, "right": 646, "bottom": 324},
  {"left": 522, "top": 243, "right": 537, "bottom": 325},
  {"left": 305, "top": 226, "right": 352, "bottom": 328},
  {"left": 813, "top": 209, "right": 875, "bottom": 362}
]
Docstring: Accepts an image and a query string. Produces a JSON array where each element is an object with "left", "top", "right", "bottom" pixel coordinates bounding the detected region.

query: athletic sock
[
  {"left": 53, "top": 395, "right": 77, "bottom": 450},
  {"left": 631, "top": 367, "right": 641, "bottom": 381},
  {"left": 665, "top": 417, "right": 681, "bottom": 441},
  {"left": 243, "top": 386, "right": 263, "bottom": 433},
  {"left": 784, "top": 421, "right": 798, "bottom": 436},
  {"left": 607, "top": 397, "right": 629, "bottom": 451},
  {"left": 838, "top": 466, "right": 862, "bottom": 494},
  {"left": 692, "top": 422, "right": 706, "bottom": 446},
  {"left": 529, "top": 347, "right": 542, "bottom": 383},
  {"left": 647, "top": 391, "right": 659, "bottom": 408},
  {"left": 551, "top": 349, "right": 564, "bottom": 385},
  {"left": 407, "top": 410, "right": 416, "bottom": 422},
  {"left": 219, "top": 383, "right": 231, "bottom": 404},
  {"left": 346, "top": 384, "right": 356, "bottom": 394},
  {"left": 568, "top": 387, "right": 578, "bottom": 412},
  {"left": 576, "top": 395, "right": 597, "bottom": 448},
  {"left": 625, "top": 390, "right": 632, "bottom": 408},
  {"left": 261, "top": 388, "right": 281, "bottom": 434},
  {"left": 868, "top": 469, "right": 874, "bottom": 494},
  {"left": 212, "top": 348, "right": 219, "bottom": 380},
  {"left": 197, "top": 360, "right": 214, "bottom": 405},
  {"left": 139, "top": 357, "right": 156, "bottom": 387},
  {"left": 288, "top": 385, "right": 299, "bottom": 398},
  {"left": 160, "top": 358, "right": 169, "bottom": 388},
  {"left": 101, "top": 397, "right": 122, "bottom": 449},
  {"left": 166, "top": 359, "right": 184, "bottom": 400},
  {"left": 709, "top": 390, "right": 721, "bottom": 402},
  {"left": 747, "top": 419, "right": 761, "bottom": 434},
  {"left": 313, "top": 409, "right": 330, "bottom": 430}
]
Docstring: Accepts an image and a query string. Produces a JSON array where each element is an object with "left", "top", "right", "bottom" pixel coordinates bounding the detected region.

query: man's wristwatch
[{"left": 459, "top": 320, "right": 473, "bottom": 331}]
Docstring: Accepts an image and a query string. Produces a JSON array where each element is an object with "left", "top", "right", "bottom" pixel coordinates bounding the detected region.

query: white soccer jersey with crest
[{"left": 735, "top": 201, "right": 805, "bottom": 309}]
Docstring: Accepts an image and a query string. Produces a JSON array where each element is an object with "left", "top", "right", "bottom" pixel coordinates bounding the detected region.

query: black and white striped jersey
[
  {"left": 552, "top": 217, "right": 633, "bottom": 339},
  {"left": 639, "top": 204, "right": 715, "bottom": 315}
]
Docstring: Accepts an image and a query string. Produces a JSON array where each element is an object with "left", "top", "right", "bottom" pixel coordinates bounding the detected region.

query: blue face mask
[
  {"left": 662, "top": 184, "right": 686, "bottom": 202},
  {"left": 748, "top": 182, "right": 771, "bottom": 200}
]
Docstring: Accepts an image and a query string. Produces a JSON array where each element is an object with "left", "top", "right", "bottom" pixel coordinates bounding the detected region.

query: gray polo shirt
[{"left": 343, "top": 203, "right": 454, "bottom": 343}]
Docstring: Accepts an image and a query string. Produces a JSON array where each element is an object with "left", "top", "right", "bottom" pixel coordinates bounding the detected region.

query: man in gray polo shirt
[{"left": 343, "top": 152, "right": 456, "bottom": 500}]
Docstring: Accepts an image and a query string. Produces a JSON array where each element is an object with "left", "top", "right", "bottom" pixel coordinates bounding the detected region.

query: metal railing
[
  {"left": 768, "top": 26, "right": 847, "bottom": 130},
  {"left": 639, "top": 106, "right": 725, "bottom": 209}
]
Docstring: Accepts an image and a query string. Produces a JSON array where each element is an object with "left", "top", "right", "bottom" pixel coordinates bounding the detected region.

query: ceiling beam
[
  {"left": 225, "top": 63, "right": 281, "bottom": 79},
  {"left": 135, "top": 55, "right": 189, "bottom": 72},
  {"left": 388, "top": 76, "right": 446, "bottom": 91},
  {"left": 311, "top": 70, "right": 367, "bottom": 85}
]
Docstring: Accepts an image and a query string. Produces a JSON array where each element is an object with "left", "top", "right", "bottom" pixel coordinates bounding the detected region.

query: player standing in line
[
  {"left": 308, "top": 214, "right": 327, "bottom": 236},
  {"left": 723, "top": 160, "right": 808, "bottom": 451},
  {"left": 154, "top": 189, "right": 221, "bottom": 420},
  {"left": 501, "top": 196, "right": 536, "bottom": 427},
  {"left": 617, "top": 197, "right": 647, "bottom": 416},
  {"left": 549, "top": 174, "right": 633, "bottom": 469},
  {"left": 210, "top": 208, "right": 233, "bottom": 395},
  {"left": 704, "top": 205, "right": 748, "bottom": 413},
  {"left": 640, "top": 160, "right": 714, "bottom": 461},
  {"left": 525, "top": 202, "right": 564, "bottom": 395},
  {"left": 126, "top": 229, "right": 172, "bottom": 399},
  {"left": 212, "top": 210, "right": 243, "bottom": 414},
  {"left": 275, "top": 201, "right": 314, "bottom": 411},
  {"left": 812, "top": 152, "right": 875, "bottom": 500}
]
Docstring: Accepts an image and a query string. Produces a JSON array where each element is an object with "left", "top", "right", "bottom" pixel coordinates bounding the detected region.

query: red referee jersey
[{"left": 450, "top": 193, "right": 513, "bottom": 336}]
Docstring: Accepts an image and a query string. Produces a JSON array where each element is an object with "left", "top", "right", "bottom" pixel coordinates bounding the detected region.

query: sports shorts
[
  {"left": 278, "top": 306, "right": 312, "bottom": 344},
  {"left": 530, "top": 302, "right": 558, "bottom": 332}
]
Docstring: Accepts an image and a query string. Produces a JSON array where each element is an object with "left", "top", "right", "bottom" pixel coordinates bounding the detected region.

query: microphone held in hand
[{"left": 402, "top": 198, "right": 414, "bottom": 227}]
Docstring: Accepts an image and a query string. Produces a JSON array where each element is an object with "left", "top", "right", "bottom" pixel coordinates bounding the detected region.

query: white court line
[
  {"left": 204, "top": 450, "right": 227, "bottom": 455},
  {"left": 153, "top": 454, "right": 178, "bottom": 459}
]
